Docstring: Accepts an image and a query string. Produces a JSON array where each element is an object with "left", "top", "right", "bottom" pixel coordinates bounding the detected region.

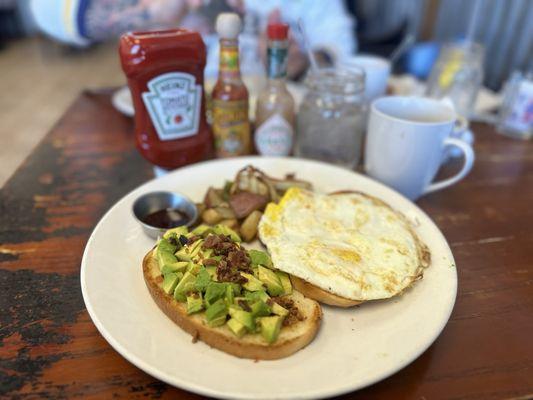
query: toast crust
[
  {"left": 143, "top": 250, "right": 322, "bottom": 360},
  {"left": 290, "top": 276, "right": 363, "bottom": 307}
]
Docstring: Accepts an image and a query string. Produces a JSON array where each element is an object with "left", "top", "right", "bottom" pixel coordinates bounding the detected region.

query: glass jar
[
  {"left": 295, "top": 68, "right": 366, "bottom": 168},
  {"left": 426, "top": 40, "right": 484, "bottom": 118}
]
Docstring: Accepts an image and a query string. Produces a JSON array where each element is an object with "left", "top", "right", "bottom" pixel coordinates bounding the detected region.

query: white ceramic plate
[{"left": 81, "top": 157, "right": 457, "bottom": 399}]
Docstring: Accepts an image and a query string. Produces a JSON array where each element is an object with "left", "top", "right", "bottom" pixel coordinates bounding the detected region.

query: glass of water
[
  {"left": 426, "top": 40, "right": 484, "bottom": 118},
  {"left": 295, "top": 67, "right": 366, "bottom": 169}
]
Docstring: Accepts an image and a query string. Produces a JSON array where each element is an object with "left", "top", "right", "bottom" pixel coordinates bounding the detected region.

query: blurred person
[{"left": 30, "top": 0, "right": 356, "bottom": 79}]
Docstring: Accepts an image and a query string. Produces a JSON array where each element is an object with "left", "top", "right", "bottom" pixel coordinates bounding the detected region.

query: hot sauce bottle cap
[
  {"left": 216, "top": 13, "right": 242, "bottom": 39},
  {"left": 267, "top": 23, "right": 289, "bottom": 40}
]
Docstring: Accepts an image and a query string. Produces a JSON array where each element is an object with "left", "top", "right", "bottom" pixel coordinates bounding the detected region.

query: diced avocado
[
  {"left": 251, "top": 300, "right": 271, "bottom": 317},
  {"left": 258, "top": 315, "right": 283, "bottom": 344},
  {"left": 161, "top": 272, "right": 180, "bottom": 294},
  {"left": 192, "top": 224, "right": 214, "bottom": 237},
  {"left": 173, "top": 271, "right": 197, "bottom": 302},
  {"left": 161, "top": 261, "right": 188, "bottom": 275},
  {"left": 163, "top": 226, "right": 188, "bottom": 239},
  {"left": 225, "top": 285, "right": 234, "bottom": 305},
  {"left": 213, "top": 224, "right": 241, "bottom": 242},
  {"left": 188, "top": 239, "right": 204, "bottom": 258},
  {"left": 248, "top": 249, "right": 272, "bottom": 268},
  {"left": 228, "top": 282, "right": 241, "bottom": 296},
  {"left": 156, "top": 240, "right": 179, "bottom": 272},
  {"left": 241, "top": 272, "right": 266, "bottom": 292},
  {"left": 226, "top": 318, "right": 246, "bottom": 338},
  {"left": 271, "top": 301, "right": 289, "bottom": 317},
  {"left": 186, "top": 293, "right": 203, "bottom": 314},
  {"left": 156, "top": 238, "right": 177, "bottom": 254},
  {"left": 244, "top": 290, "right": 270, "bottom": 303},
  {"left": 205, "top": 282, "right": 227, "bottom": 306},
  {"left": 201, "top": 248, "right": 214, "bottom": 259},
  {"left": 257, "top": 266, "right": 284, "bottom": 296},
  {"left": 194, "top": 268, "right": 212, "bottom": 292},
  {"left": 205, "top": 299, "right": 227, "bottom": 327},
  {"left": 276, "top": 271, "right": 292, "bottom": 295},
  {"left": 187, "top": 262, "right": 202, "bottom": 275},
  {"left": 205, "top": 266, "right": 218, "bottom": 281},
  {"left": 228, "top": 306, "right": 255, "bottom": 331},
  {"left": 175, "top": 247, "right": 192, "bottom": 262}
]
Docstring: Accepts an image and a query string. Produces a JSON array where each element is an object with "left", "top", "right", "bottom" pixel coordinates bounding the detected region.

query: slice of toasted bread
[
  {"left": 143, "top": 250, "right": 322, "bottom": 360},
  {"left": 290, "top": 276, "right": 363, "bottom": 307}
]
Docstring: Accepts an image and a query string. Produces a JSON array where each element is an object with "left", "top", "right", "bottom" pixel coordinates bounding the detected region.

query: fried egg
[{"left": 258, "top": 188, "right": 430, "bottom": 301}]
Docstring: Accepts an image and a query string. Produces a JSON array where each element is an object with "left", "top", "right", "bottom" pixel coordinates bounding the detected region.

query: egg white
[{"left": 258, "top": 188, "right": 429, "bottom": 301}]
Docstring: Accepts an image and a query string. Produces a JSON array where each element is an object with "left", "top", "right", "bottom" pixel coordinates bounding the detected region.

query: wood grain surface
[{"left": 1, "top": 92, "right": 532, "bottom": 399}]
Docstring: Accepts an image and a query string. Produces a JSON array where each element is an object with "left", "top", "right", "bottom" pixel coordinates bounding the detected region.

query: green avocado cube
[
  {"left": 157, "top": 238, "right": 177, "bottom": 254},
  {"left": 186, "top": 293, "right": 204, "bottom": 314},
  {"left": 248, "top": 249, "right": 272, "bottom": 268},
  {"left": 213, "top": 224, "right": 241, "bottom": 242},
  {"left": 240, "top": 272, "right": 266, "bottom": 292},
  {"left": 194, "top": 268, "right": 212, "bottom": 292},
  {"left": 205, "top": 282, "right": 227, "bottom": 307},
  {"left": 187, "top": 262, "right": 202, "bottom": 275},
  {"left": 271, "top": 301, "right": 289, "bottom": 317},
  {"left": 192, "top": 224, "right": 214, "bottom": 237},
  {"left": 175, "top": 247, "right": 192, "bottom": 262},
  {"left": 251, "top": 300, "right": 271, "bottom": 317},
  {"left": 244, "top": 290, "right": 270, "bottom": 303},
  {"left": 205, "top": 299, "right": 227, "bottom": 327},
  {"left": 189, "top": 239, "right": 204, "bottom": 258},
  {"left": 163, "top": 226, "right": 188, "bottom": 239},
  {"left": 258, "top": 315, "right": 283, "bottom": 344},
  {"left": 276, "top": 271, "right": 292, "bottom": 295},
  {"left": 161, "top": 272, "right": 180, "bottom": 294},
  {"left": 173, "top": 271, "right": 196, "bottom": 302},
  {"left": 161, "top": 261, "right": 188, "bottom": 275},
  {"left": 225, "top": 285, "right": 234, "bottom": 306},
  {"left": 205, "top": 266, "right": 218, "bottom": 281},
  {"left": 226, "top": 318, "right": 246, "bottom": 338},
  {"left": 228, "top": 306, "right": 255, "bottom": 331},
  {"left": 257, "top": 266, "right": 284, "bottom": 296}
]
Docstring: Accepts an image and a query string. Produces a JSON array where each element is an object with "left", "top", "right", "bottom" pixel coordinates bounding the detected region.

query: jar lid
[{"left": 267, "top": 23, "right": 289, "bottom": 40}]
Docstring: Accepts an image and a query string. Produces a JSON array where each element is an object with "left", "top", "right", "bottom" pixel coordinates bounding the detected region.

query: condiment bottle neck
[
  {"left": 267, "top": 38, "right": 289, "bottom": 81},
  {"left": 218, "top": 38, "right": 241, "bottom": 81}
]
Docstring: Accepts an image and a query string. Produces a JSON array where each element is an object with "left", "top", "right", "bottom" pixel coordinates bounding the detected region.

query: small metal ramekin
[{"left": 132, "top": 191, "right": 198, "bottom": 239}]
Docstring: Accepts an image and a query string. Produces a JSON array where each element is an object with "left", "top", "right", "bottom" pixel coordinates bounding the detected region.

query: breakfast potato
[
  {"left": 195, "top": 165, "right": 312, "bottom": 242},
  {"left": 240, "top": 210, "right": 262, "bottom": 242},
  {"left": 220, "top": 218, "right": 239, "bottom": 230},
  {"left": 202, "top": 208, "right": 223, "bottom": 224}
]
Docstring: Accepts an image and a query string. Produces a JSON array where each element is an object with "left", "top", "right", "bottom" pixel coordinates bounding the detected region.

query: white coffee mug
[
  {"left": 364, "top": 96, "right": 474, "bottom": 200},
  {"left": 342, "top": 55, "right": 391, "bottom": 101}
]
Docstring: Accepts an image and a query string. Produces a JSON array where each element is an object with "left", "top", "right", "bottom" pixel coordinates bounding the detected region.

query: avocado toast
[{"left": 142, "top": 224, "right": 322, "bottom": 360}]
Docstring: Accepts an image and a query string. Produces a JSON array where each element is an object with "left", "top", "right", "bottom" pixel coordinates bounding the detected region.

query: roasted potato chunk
[
  {"left": 202, "top": 208, "right": 223, "bottom": 224},
  {"left": 240, "top": 210, "right": 262, "bottom": 242}
]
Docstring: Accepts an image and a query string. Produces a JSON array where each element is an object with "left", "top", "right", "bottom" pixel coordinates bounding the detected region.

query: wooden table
[{"left": 1, "top": 92, "right": 532, "bottom": 399}]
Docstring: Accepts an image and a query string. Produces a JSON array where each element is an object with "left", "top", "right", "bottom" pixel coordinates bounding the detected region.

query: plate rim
[{"left": 81, "top": 156, "right": 457, "bottom": 399}]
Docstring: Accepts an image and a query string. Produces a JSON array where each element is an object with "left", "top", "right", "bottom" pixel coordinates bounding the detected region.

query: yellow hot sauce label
[
  {"left": 212, "top": 99, "right": 250, "bottom": 157},
  {"left": 220, "top": 46, "right": 239, "bottom": 75}
]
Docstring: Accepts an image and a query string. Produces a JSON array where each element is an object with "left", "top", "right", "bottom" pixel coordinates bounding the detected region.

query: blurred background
[{"left": 0, "top": 0, "right": 531, "bottom": 185}]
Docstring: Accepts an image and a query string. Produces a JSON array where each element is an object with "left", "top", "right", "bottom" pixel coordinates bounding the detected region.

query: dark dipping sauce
[{"left": 142, "top": 208, "right": 191, "bottom": 229}]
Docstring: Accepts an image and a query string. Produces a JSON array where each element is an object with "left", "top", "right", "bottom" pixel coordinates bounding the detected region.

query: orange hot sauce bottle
[
  {"left": 211, "top": 13, "right": 251, "bottom": 157},
  {"left": 119, "top": 29, "right": 213, "bottom": 169}
]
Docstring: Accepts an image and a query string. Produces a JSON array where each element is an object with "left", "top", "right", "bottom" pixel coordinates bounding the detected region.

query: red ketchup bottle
[{"left": 119, "top": 29, "right": 213, "bottom": 169}]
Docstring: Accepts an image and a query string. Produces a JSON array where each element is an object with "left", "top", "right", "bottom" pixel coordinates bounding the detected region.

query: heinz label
[{"left": 142, "top": 72, "right": 202, "bottom": 141}]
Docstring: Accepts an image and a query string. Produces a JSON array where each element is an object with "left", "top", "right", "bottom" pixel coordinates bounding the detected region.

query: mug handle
[{"left": 423, "top": 138, "right": 475, "bottom": 194}]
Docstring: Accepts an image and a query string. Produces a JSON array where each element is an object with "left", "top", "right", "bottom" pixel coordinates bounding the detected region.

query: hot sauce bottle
[
  {"left": 211, "top": 13, "right": 251, "bottom": 157},
  {"left": 255, "top": 23, "right": 295, "bottom": 156},
  {"left": 119, "top": 29, "right": 213, "bottom": 169}
]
